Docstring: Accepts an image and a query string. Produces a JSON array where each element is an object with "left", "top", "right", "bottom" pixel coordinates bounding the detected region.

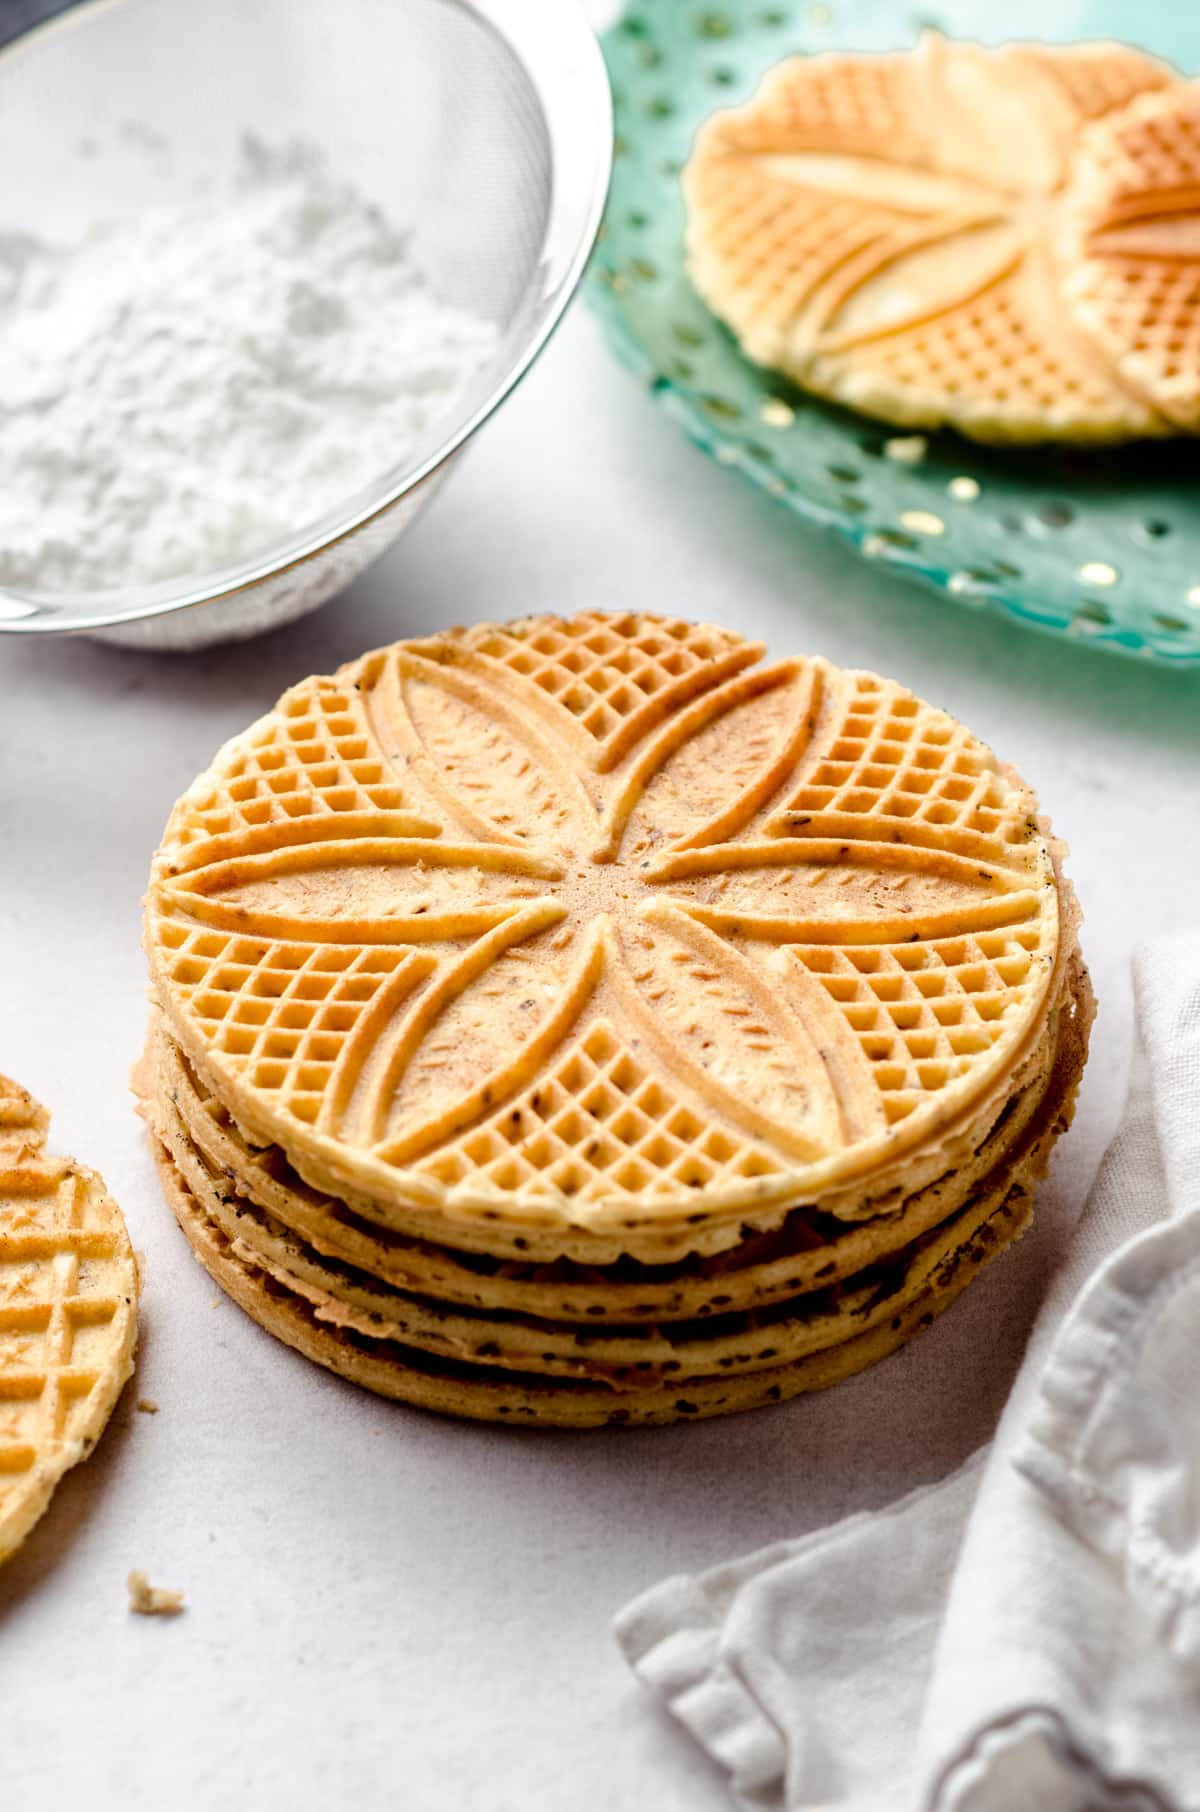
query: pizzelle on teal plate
[{"left": 588, "top": 0, "right": 1200, "bottom": 665}]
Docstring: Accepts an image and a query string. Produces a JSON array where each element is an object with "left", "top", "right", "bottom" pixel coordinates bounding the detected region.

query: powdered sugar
[{"left": 0, "top": 137, "right": 497, "bottom": 592}]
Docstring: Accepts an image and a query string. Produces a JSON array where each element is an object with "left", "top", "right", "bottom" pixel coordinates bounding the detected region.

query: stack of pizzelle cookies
[
  {"left": 140, "top": 611, "right": 1092, "bottom": 1426},
  {"left": 684, "top": 33, "right": 1200, "bottom": 443}
]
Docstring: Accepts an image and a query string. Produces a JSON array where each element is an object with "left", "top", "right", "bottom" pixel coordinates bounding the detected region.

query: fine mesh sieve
[{"left": 0, "top": 0, "right": 611, "bottom": 648}]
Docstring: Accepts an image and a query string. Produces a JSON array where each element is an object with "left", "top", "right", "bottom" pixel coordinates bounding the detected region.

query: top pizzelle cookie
[
  {"left": 144, "top": 613, "right": 1061, "bottom": 1237},
  {"left": 684, "top": 34, "right": 1186, "bottom": 443}
]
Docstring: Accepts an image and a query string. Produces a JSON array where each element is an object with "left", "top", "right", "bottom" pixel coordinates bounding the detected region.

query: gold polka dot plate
[{"left": 590, "top": 1, "right": 1200, "bottom": 663}]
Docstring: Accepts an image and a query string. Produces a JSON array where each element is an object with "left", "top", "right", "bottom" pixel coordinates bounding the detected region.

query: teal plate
[{"left": 588, "top": 0, "right": 1200, "bottom": 665}]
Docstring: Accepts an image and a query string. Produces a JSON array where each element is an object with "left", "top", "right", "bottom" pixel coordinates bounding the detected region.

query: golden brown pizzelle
[
  {"left": 0, "top": 1078, "right": 138, "bottom": 1563},
  {"left": 145, "top": 612, "right": 1067, "bottom": 1258},
  {"left": 683, "top": 34, "right": 1195, "bottom": 443},
  {"left": 142, "top": 611, "right": 1090, "bottom": 1424}
]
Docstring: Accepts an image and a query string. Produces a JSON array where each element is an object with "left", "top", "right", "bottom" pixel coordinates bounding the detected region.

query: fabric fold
[
  {"left": 616, "top": 1576, "right": 789, "bottom": 1799},
  {"left": 614, "top": 933, "right": 1200, "bottom": 1812}
]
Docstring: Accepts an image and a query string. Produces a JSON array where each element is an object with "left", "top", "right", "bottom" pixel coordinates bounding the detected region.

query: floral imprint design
[{"left": 146, "top": 612, "right": 1060, "bottom": 1236}]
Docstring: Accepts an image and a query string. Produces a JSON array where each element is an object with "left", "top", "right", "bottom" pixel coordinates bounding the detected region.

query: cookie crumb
[
  {"left": 127, "top": 1569, "right": 185, "bottom": 1616},
  {"left": 883, "top": 434, "right": 928, "bottom": 464},
  {"left": 210, "top": 1296, "right": 221, "bottom": 1309},
  {"left": 136, "top": 1397, "right": 159, "bottom": 1415}
]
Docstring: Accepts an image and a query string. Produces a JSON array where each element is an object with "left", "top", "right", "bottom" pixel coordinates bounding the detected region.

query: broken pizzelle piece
[
  {"left": 0, "top": 1076, "right": 139, "bottom": 1564},
  {"left": 127, "top": 1568, "right": 186, "bottom": 1616}
]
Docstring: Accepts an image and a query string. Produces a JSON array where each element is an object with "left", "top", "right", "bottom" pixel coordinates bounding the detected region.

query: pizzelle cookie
[
  {"left": 683, "top": 34, "right": 1189, "bottom": 443},
  {"left": 142, "top": 611, "right": 1089, "bottom": 1425},
  {"left": 145, "top": 611, "right": 1066, "bottom": 1258},
  {"left": 0, "top": 1078, "right": 138, "bottom": 1563}
]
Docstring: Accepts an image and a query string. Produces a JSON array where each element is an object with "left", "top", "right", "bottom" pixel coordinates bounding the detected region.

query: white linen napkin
[{"left": 615, "top": 933, "right": 1200, "bottom": 1812}]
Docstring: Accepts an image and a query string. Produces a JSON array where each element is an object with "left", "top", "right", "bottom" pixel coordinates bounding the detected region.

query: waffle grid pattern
[
  {"left": 1041, "top": 45, "right": 1172, "bottom": 122},
  {"left": 1, "top": 1174, "right": 115, "bottom": 1468},
  {"left": 727, "top": 52, "right": 920, "bottom": 160},
  {"left": 1071, "top": 262, "right": 1200, "bottom": 430},
  {"left": 0, "top": 1078, "right": 48, "bottom": 1155},
  {"left": 1065, "top": 86, "right": 1200, "bottom": 429},
  {"left": 835, "top": 278, "right": 1128, "bottom": 424},
  {"left": 692, "top": 182, "right": 920, "bottom": 358},
  {"left": 458, "top": 612, "right": 748, "bottom": 750},
  {"left": 0, "top": 1118, "right": 137, "bottom": 1555},
  {"left": 1080, "top": 86, "right": 1200, "bottom": 202},
  {"left": 793, "top": 924, "right": 1044, "bottom": 1124},
  {"left": 169, "top": 681, "right": 431, "bottom": 860},
  {"left": 155, "top": 922, "right": 426, "bottom": 1127},
  {"left": 772, "top": 675, "right": 1037, "bottom": 853},
  {"left": 412, "top": 1020, "right": 786, "bottom": 1203}
]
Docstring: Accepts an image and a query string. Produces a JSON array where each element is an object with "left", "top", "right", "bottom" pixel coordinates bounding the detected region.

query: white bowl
[{"left": 0, "top": 0, "right": 611, "bottom": 649}]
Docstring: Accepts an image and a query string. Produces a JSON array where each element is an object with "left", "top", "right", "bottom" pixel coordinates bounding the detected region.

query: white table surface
[{"left": 4, "top": 135, "right": 1200, "bottom": 1812}]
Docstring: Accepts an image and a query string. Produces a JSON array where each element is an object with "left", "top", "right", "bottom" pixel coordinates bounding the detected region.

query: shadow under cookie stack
[{"left": 140, "top": 611, "right": 1092, "bottom": 1426}]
